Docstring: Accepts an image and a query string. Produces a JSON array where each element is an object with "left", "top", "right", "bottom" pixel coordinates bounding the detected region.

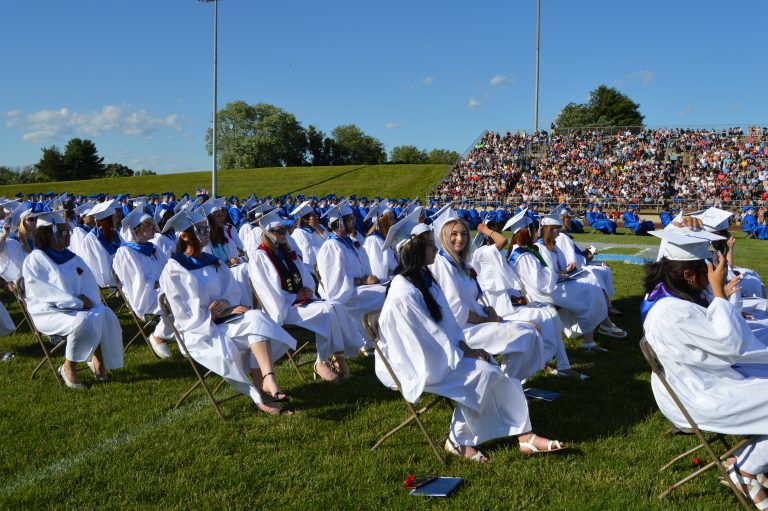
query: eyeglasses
[{"left": 269, "top": 228, "right": 287, "bottom": 235}]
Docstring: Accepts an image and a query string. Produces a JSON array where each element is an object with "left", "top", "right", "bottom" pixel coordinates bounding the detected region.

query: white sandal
[
  {"left": 444, "top": 439, "right": 489, "bottom": 463},
  {"left": 519, "top": 434, "right": 567, "bottom": 455},
  {"left": 728, "top": 465, "right": 768, "bottom": 510},
  {"left": 58, "top": 365, "right": 84, "bottom": 389},
  {"left": 597, "top": 324, "right": 627, "bottom": 338}
]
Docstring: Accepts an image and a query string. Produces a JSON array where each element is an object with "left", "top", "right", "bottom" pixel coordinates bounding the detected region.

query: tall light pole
[
  {"left": 199, "top": 0, "right": 218, "bottom": 196},
  {"left": 533, "top": 0, "right": 541, "bottom": 133}
]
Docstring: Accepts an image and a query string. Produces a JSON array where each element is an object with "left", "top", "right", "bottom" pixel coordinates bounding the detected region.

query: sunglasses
[{"left": 269, "top": 227, "right": 287, "bottom": 235}]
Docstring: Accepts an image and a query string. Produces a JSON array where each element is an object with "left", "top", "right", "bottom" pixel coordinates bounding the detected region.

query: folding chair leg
[
  {"left": 286, "top": 351, "right": 307, "bottom": 381},
  {"left": 31, "top": 339, "right": 65, "bottom": 385},
  {"left": 371, "top": 397, "right": 446, "bottom": 464},
  {"left": 174, "top": 369, "right": 225, "bottom": 421}
]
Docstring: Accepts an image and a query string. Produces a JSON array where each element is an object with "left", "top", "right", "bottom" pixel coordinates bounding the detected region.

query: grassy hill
[{"left": 0, "top": 164, "right": 450, "bottom": 199}]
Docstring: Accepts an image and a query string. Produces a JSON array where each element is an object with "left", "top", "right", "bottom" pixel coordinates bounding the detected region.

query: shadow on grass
[{"left": 282, "top": 165, "right": 369, "bottom": 197}]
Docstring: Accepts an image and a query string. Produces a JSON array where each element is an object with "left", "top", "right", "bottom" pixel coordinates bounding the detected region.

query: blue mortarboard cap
[
  {"left": 743, "top": 205, "right": 756, "bottom": 212},
  {"left": 15, "top": 193, "right": 23, "bottom": 199}
]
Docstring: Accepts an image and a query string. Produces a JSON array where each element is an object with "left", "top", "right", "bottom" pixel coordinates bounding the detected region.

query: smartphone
[{"left": 711, "top": 250, "right": 721, "bottom": 267}]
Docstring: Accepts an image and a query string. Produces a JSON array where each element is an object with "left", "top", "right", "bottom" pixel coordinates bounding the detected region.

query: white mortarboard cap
[
  {"left": 162, "top": 209, "right": 207, "bottom": 234},
  {"left": 33, "top": 211, "right": 67, "bottom": 227},
  {"left": 321, "top": 199, "right": 353, "bottom": 223},
  {"left": 1, "top": 200, "right": 21, "bottom": 213},
  {"left": 154, "top": 204, "right": 172, "bottom": 223},
  {"left": 259, "top": 209, "right": 295, "bottom": 231},
  {"left": 431, "top": 204, "right": 460, "bottom": 238},
  {"left": 290, "top": 200, "right": 314, "bottom": 218},
  {"left": 241, "top": 197, "right": 257, "bottom": 212},
  {"left": 540, "top": 214, "right": 563, "bottom": 227},
  {"left": 693, "top": 207, "right": 733, "bottom": 233},
  {"left": 121, "top": 205, "right": 154, "bottom": 230},
  {"left": 382, "top": 207, "right": 429, "bottom": 251},
  {"left": 201, "top": 196, "right": 227, "bottom": 216},
  {"left": 73, "top": 202, "right": 94, "bottom": 217},
  {"left": 650, "top": 229, "right": 724, "bottom": 261},
  {"left": 173, "top": 197, "right": 189, "bottom": 214},
  {"left": 430, "top": 202, "right": 453, "bottom": 221},
  {"left": 90, "top": 199, "right": 119, "bottom": 221},
  {"left": 248, "top": 202, "right": 274, "bottom": 217},
  {"left": 11, "top": 204, "right": 30, "bottom": 232},
  {"left": 364, "top": 203, "right": 394, "bottom": 223},
  {"left": 550, "top": 204, "right": 569, "bottom": 217},
  {"left": 503, "top": 208, "right": 533, "bottom": 235}
]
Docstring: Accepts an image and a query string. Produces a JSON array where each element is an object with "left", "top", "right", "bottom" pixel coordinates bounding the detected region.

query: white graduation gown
[
  {"left": 316, "top": 236, "right": 386, "bottom": 340},
  {"left": 249, "top": 248, "right": 364, "bottom": 360},
  {"left": 511, "top": 245, "right": 607, "bottom": 338},
  {"left": 555, "top": 233, "right": 614, "bottom": 297},
  {"left": 429, "top": 253, "right": 543, "bottom": 380},
  {"left": 113, "top": 245, "right": 175, "bottom": 340},
  {"left": 363, "top": 233, "right": 397, "bottom": 281},
  {"left": 290, "top": 227, "right": 327, "bottom": 267},
  {"left": 152, "top": 232, "right": 177, "bottom": 260},
  {"left": 21, "top": 250, "right": 123, "bottom": 367},
  {"left": 645, "top": 296, "right": 768, "bottom": 435},
  {"left": 79, "top": 230, "right": 122, "bottom": 288},
  {"left": 68, "top": 225, "right": 90, "bottom": 258},
  {"left": 159, "top": 258, "right": 295, "bottom": 405},
  {"left": 203, "top": 225, "right": 252, "bottom": 308},
  {"left": 0, "top": 238, "right": 26, "bottom": 284},
  {"left": 472, "top": 245, "right": 569, "bottom": 370},
  {"left": 377, "top": 275, "right": 531, "bottom": 446}
]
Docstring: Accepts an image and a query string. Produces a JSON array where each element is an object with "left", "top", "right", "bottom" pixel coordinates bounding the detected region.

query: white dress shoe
[{"left": 58, "top": 365, "right": 84, "bottom": 389}]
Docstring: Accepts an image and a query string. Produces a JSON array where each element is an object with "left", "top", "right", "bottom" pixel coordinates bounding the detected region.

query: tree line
[
  {"left": 0, "top": 138, "right": 155, "bottom": 185},
  {"left": 205, "top": 101, "right": 460, "bottom": 169}
]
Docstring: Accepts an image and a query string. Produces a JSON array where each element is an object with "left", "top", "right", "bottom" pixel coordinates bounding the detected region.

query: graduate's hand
[
  {"left": 365, "top": 275, "right": 379, "bottom": 285},
  {"left": 228, "top": 257, "right": 240, "bottom": 267},
  {"left": 209, "top": 299, "right": 229, "bottom": 317},
  {"left": 226, "top": 305, "right": 249, "bottom": 315},
  {"left": 484, "top": 306, "right": 501, "bottom": 323},
  {"left": 706, "top": 254, "right": 728, "bottom": 299},
  {"left": 79, "top": 294, "right": 93, "bottom": 309},
  {"left": 725, "top": 275, "right": 741, "bottom": 298},
  {"left": 297, "top": 288, "right": 313, "bottom": 301},
  {"left": 565, "top": 262, "right": 577, "bottom": 273},
  {"left": 459, "top": 342, "right": 490, "bottom": 362},
  {"left": 726, "top": 236, "right": 735, "bottom": 250}
]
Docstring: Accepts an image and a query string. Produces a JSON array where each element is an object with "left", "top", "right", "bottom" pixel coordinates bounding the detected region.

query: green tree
[
  {"left": 330, "top": 124, "right": 386, "bottom": 165},
  {"left": 390, "top": 145, "right": 427, "bottom": 164},
  {"left": 307, "top": 124, "right": 332, "bottom": 166},
  {"left": 104, "top": 163, "right": 134, "bottom": 177},
  {"left": 135, "top": 169, "right": 157, "bottom": 176},
  {"left": 555, "top": 85, "right": 644, "bottom": 129},
  {"left": 206, "top": 101, "right": 308, "bottom": 169},
  {"left": 35, "top": 145, "right": 65, "bottom": 181},
  {"left": 61, "top": 138, "right": 105, "bottom": 180},
  {"left": 426, "top": 148, "right": 461, "bottom": 165}
]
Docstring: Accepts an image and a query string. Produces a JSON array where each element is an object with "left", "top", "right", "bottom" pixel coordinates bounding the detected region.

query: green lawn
[
  {"left": 0, "top": 164, "right": 450, "bottom": 201},
  {"left": 1, "top": 234, "right": 766, "bottom": 509}
]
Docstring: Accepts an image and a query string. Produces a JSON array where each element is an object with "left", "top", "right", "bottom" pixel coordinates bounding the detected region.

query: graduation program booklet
[
  {"left": 557, "top": 268, "right": 586, "bottom": 283},
  {"left": 410, "top": 477, "right": 464, "bottom": 497}
]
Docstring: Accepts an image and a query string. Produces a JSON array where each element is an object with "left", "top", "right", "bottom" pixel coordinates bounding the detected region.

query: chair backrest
[{"left": 639, "top": 336, "right": 702, "bottom": 432}]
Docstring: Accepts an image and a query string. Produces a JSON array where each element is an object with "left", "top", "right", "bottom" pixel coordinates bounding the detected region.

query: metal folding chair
[
  {"left": 247, "top": 278, "right": 314, "bottom": 381},
  {"left": 639, "top": 336, "right": 752, "bottom": 509},
  {"left": 13, "top": 278, "right": 64, "bottom": 387},
  {"left": 111, "top": 269, "right": 160, "bottom": 356},
  {"left": 158, "top": 293, "right": 242, "bottom": 421},
  {"left": 367, "top": 310, "right": 450, "bottom": 465}
]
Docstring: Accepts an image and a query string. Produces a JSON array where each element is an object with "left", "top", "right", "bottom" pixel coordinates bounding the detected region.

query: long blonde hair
[
  {"left": 438, "top": 219, "right": 471, "bottom": 274},
  {"left": 367, "top": 211, "right": 395, "bottom": 237}
]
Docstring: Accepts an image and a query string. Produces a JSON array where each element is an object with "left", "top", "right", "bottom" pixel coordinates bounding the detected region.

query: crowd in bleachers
[{"left": 434, "top": 127, "right": 768, "bottom": 206}]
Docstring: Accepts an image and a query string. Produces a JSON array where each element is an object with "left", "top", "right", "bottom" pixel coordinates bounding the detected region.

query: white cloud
[
  {"left": 384, "top": 122, "right": 402, "bottom": 130},
  {"left": 468, "top": 97, "right": 481, "bottom": 109},
  {"left": 4, "top": 105, "right": 183, "bottom": 143},
  {"left": 677, "top": 105, "right": 693, "bottom": 118},
  {"left": 421, "top": 76, "right": 436, "bottom": 85},
  {"left": 489, "top": 74, "right": 513, "bottom": 87},
  {"left": 627, "top": 70, "right": 656, "bottom": 86}
]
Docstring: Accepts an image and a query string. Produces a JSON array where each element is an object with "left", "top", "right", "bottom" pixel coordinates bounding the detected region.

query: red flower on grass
[
  {"left": 691, "top": 456, "right": 702, "bottom": 467},
  {"left": 404, "top": 474, "right": 416, "bottom": 489}
]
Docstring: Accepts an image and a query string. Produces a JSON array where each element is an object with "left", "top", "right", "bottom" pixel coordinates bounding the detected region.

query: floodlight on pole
[
  {"left": 533, "top": 0, "right": 541, "bottom": 133},
  {"left": 198, "top": 0, "right": 218, "bottom": 197}
]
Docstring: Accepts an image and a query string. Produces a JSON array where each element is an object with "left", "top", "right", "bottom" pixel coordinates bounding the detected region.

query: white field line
[{"left": 0, "top": 399, "right": 208, "bottom": 497}]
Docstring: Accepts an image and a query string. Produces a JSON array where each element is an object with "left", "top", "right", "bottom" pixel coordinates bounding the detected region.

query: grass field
[
  {"left": 0, "top": 164, "right": 451, "bottom": 202},
  {"left": 1, "top": 229, "right": 766, "bottom": 509}
]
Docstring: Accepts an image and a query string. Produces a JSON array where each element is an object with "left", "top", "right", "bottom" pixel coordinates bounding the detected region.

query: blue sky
[{"left": 2, "top": 0, "right": 766, "bottom": 173}]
